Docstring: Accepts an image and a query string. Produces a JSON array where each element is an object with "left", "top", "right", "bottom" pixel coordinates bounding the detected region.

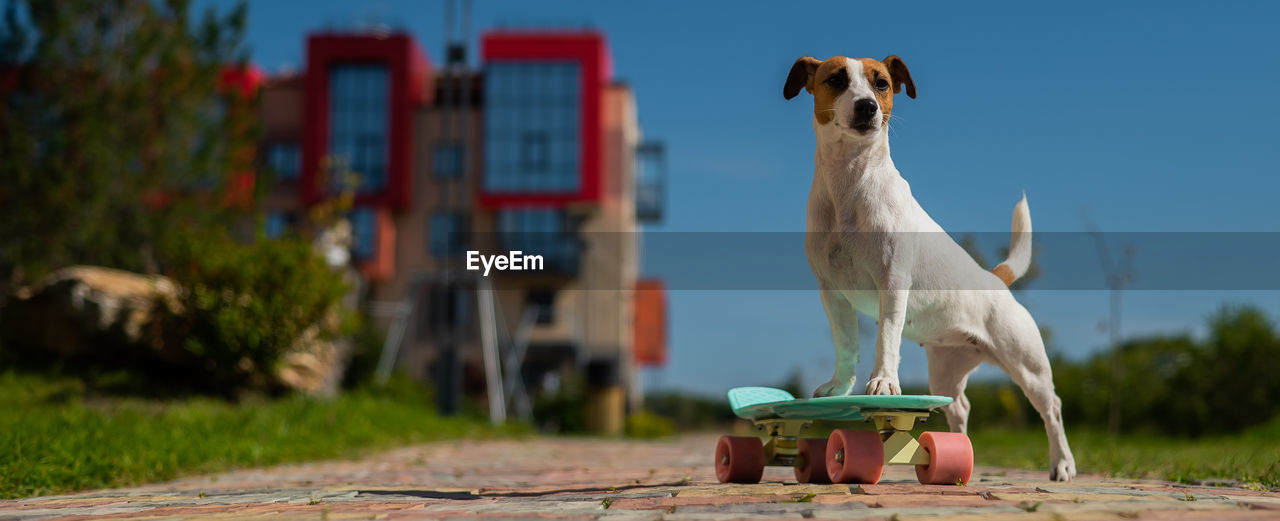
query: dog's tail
[{"left": 992, "top": 193, "right": 1032, "bottom": 286}]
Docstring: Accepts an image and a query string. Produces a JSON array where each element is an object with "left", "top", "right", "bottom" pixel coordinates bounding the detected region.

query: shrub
[
  {"left": 157, "top": 227, "right": 348, "bottom": 391},
  {"left": 625, "top": 410, "right": 676, "bottom": 439}
]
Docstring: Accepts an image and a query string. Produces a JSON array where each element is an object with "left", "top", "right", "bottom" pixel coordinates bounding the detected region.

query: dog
[{"left": 784, "top": 55, "right": 1077, "bottom": 481}]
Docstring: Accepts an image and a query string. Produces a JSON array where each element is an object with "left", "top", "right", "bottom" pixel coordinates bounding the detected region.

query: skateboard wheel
[
  {"left": 914, "top": 431, "right": 974, "bottom": 485},
  {"left": 715, "top": 435, "right": 765, "bottom": 483},
  {"left": 826, "top": 429, "right": 884, "bottom": 484},
  {"left": 794, "top": 438, "right": 831, "bottom": 483}
]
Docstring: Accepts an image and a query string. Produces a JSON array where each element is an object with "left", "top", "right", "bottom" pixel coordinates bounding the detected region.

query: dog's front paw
[
  {"left": 1049, "top": 457, "right": 1077, "bottom": 482},
  {"left": 864, "top": 375, "right": 901, "bottom": 395},
  {"left": 813, "top": 377, "right": 856, "bottom": 397}
]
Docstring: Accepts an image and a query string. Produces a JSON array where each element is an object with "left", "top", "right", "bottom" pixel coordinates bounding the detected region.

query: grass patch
[
  {"left": 970, "top": 417, "right": 1280, "bottom": 488},
  {"left": 0, "top": 371, "right": 527, "bottom": 499}
]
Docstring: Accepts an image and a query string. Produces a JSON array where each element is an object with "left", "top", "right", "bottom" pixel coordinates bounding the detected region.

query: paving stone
[
  {"left": 1037, "top": 499, "right": 1248, "bottom": 516},
  {"left": 1033, "top": 484, "right": 1233, "bottom": 503},
  {"left": 608, "top": 495, "right": 791, "bottom": 511},
  {"left": 809, "top": 494, "right": 881, "bottom": 507},
  {"left": 870, "top": 493, "right": 1010, "bottom": 508},
  {"left": 597, "top": 511, "right": 668, "bottom": 521},
  {"left": 990, "top": 491, "right": 1180, "bottom": 503},
  {"left": 894, "top": 512, "right": 1118, "bottom": 521},
  {"left": 1221, "top": 494, "right": 1280, "bottom": 509},
  {"left": 1136, "top": 511, "right": 1280, "bottom": 520},
  {"left": 675, "top": 484, "right": 850, "bottom": 498},
  {"left": 666, "top": 502, "right": 840, "bottom": 515},
  {"left": 804, "top": 505, "right": 1028, "bottom": 518},
  {"left": 854, "top": 483, "right": 994, "bottom": 496}
]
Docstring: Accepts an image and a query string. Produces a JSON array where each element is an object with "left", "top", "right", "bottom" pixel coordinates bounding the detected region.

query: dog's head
[{"left": 784, "top": 55, "right": 915, "bottom": 137}]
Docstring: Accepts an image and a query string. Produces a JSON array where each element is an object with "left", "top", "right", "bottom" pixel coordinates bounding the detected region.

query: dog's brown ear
[
  {"left": 882, "top": 55, "right": 916, "bottom": 99},
  {"left": 784, "top": 56, "right": 821, "bottom": 100}
]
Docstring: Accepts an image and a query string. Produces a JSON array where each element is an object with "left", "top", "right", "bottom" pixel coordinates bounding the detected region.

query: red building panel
[
  {"left": 633, "top": 278, "right": 668, "bottom": 367},
  {"left": 302, "top": 34, "right": 432, "bottom": 210},
  {"left": 479, "top": 30, "right": 610, "bottom": 208},
  {"left": 359, "top": 206, "right": 397, "bottom": 282}
]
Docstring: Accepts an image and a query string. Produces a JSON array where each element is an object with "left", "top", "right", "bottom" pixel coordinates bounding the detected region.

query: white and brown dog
[{"left": 785, "top": 55, "right": 1077, "bottom": 481}]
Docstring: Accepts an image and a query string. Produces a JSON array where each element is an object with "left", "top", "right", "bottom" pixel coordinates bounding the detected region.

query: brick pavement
[{"left": 2, "top": 434, "right": 1277, "bottom": 520}]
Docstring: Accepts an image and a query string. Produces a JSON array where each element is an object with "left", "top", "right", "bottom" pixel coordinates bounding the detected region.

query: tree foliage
[
  {"left": 0, "top": 1, "right": 355, "bottom": 394},
  {"left": 0, "top": 0, "right": 253, "bottom": 292}
]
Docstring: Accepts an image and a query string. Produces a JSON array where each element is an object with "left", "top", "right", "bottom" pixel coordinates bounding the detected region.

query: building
[{"left": 254, "top": 28, "right": 667, "bottom": 433}]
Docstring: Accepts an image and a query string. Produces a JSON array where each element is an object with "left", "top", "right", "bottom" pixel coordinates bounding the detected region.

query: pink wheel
[
  {"left": 794, "top": 438, "right": 831, "bottom": 483},
  {"left": 715, "top": 435, "right": 765, "bottom": 483},
  {"left": 826, "top": 429, "right": 884, "bottom": 484},
  {"left": 914, "top": 431, "right": 974, "bottom": 485}
]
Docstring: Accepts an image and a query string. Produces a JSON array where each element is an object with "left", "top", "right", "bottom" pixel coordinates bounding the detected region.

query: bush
[
  {"left": 157, "top": 227, "right": 348, "bottom": 391},
  {"left": 625, "top": 410, "right": 676, "bottom": 439},
  {"left": 964, "top": 305, "right": 1280, "bottom": 437},
  {"left": 644, "top": 391, "right": 737, "bottom": 430}
]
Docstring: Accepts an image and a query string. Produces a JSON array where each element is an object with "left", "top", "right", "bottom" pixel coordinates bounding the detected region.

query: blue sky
[{"left": 200, "top": 1, "right": 1280, "bottom": 396}]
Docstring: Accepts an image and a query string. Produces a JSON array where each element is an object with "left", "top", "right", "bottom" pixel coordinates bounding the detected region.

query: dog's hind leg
[
  {"left": 813, "top": 285, "right": 860, "bottom": 397},
  {"left": 986, "top": 307, "right": 1078, "bottom": 481},
  {"left": 924, "top": 345, "right": 985, "bottom": 434}
]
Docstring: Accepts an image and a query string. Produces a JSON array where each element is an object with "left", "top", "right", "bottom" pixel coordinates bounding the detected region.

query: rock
[
  {"left": 0, "top": 265, "right": 178, "bottom": 356},
  {"left": 276, "top": 325, "right": 350, "bottom": 397}
]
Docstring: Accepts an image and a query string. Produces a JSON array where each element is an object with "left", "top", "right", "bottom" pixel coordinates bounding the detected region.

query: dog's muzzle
[{"left": 851, "top": 98, "right": 878, "bottom": 131}]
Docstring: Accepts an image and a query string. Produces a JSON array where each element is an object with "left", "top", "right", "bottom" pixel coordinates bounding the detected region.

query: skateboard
[{"left": 715, "top": 386, "right": 973, "bottom": 485}]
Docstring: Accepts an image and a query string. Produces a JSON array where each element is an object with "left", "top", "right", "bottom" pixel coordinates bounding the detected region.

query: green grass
[
  {"left": 970, "top": 417, "right": 1280, "bottom": 488},
  {"left": 0, "top": 371, "right": 527, "bottom": 499}
]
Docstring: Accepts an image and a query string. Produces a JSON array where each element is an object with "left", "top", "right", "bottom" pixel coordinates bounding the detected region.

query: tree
[{"left": 0, "top": 0, "right": 253, "bottom": 294}]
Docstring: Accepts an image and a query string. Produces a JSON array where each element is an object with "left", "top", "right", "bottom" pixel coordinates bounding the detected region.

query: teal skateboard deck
[{"left": 728, "top": 386, "right": 954, "bottom": 421}]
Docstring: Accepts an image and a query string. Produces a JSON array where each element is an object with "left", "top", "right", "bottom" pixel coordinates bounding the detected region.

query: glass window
[
  {"left": 329, "top": 64, "right": 389, "bottom": 193},
  {"left": 433, "top": 143, "right": 463, "bottom": 178},
  {"left": 497, "top": 209, "right": 579, "bottom": 272},
  {"left": 483, "top": 62, "right": 581, "bottom": 194},
  {"left": 520, "top": 132, "right": 550, "bottom": 173},
  {"left": 429, "top": 213, "right": 468, "bottom": 257},
  {"left": 635, "top": 141, "right": 666, "bottom": 223},
  {"left": 350, "top": 208, "right": 377, "bottom": 260},
  {"left": 264, "top": 212, "right": 295, "bottom": 239},
  {"left": 265, "top": 141, "right": 300, "bottom": 181}
]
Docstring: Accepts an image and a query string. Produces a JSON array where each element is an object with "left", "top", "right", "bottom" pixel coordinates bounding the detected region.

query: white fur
[{"left": 801, "top": 59, "right": 1076, "bottom": 481}]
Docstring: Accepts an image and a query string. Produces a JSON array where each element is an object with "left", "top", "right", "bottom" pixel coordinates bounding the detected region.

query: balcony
[{"left": 635, "top": 141, "right": 666, "bottom": 223}]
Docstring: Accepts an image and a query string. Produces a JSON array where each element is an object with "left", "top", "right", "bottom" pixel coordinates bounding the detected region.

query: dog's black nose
[{"left": 854, "top": 98, "right": 878, "bottom": 117}]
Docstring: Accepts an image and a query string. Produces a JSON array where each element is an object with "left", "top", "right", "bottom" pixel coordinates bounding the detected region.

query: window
[
  {"left": 265, "top": 142, "right": 301, "bottom": 181},
  {"left": 423, "top": 285, "right": 472, "bottom": 329},
  {"left": 264, "top": 212, "right": 296, "bottom": 238},
  {"left": 635, "top": 141, "right": 666, "bottom": 223},
  {"left": 328, "top": 64, "right": 390, "bottom": 193},
  {"left": 350, "top": 207, "right": 377, "bottom": 260},
  {"left": 429, "top": 213, "right": 468, "bottom": 257},
  {"left": 433, "top": 143, "right": 464, "bottom": 178},
  {"left": 520, "top": 131, "right": 550, "bottom": 173},
  {"left": 497, "top": 209, "right": 579, "bottom": 274},
  {"left": 483, "top": 62, "right": 581, "bottom": 193},
  {"left": 526, "top": 290, "right": 555, "bottom": 324}
]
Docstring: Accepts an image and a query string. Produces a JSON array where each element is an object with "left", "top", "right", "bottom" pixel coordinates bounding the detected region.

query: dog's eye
[
  {"left": 825, "top": 74, "right": 848, "bottom": 89},
  {"left": 874, "top": 78, "right": 890, "bottom": 91}
]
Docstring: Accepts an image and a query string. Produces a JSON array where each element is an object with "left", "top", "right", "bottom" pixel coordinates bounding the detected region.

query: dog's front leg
[
  {"left": 866, "top": 284, "right": 910, "bottom": 395},
  {"left": 814, "top": 286, "right": 859, "bottom": 396}
]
